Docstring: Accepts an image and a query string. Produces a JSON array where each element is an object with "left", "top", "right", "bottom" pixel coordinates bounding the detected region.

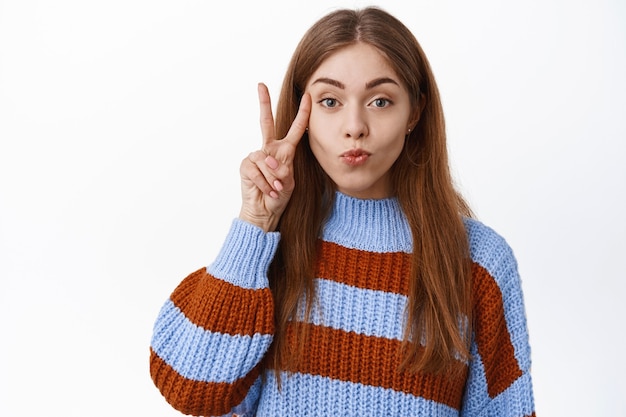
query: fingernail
[
  {"left": 269, "top": 190, "right": 279, "bottom": 199},
  {"left": 273, "top": 180, "right": 283, "bottom": 192},
  {"left": 265, "top": 155, "right": 278, "bottom": 170}
]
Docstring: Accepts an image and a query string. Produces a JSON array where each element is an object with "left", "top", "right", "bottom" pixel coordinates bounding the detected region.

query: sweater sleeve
[
  {"left": 149, "top": 219, "right": 279, "bottom": 416},
  {"left": 461, "top": 219, "right": 536, "bottom": 417}
]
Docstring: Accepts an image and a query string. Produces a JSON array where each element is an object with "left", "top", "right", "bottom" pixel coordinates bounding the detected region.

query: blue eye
[
  {"left": 320, "top": 98, "right": 337, "bottom": 108},
  {"left": 373, "top": 98, "right": 390, "bottom": 108}
]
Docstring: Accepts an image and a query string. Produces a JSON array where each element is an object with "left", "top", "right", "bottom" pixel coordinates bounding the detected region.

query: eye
[
  {"left": 371, "top": 98, "right": 391, "bottom": 108},
  {"left": 319, "top": 98, "right": 338, "bottom": 108}
]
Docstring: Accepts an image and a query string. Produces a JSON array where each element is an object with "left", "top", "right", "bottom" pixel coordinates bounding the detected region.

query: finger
[
  {"left": 246, "top": 151, "right": 288, "bottom": 197},
  {"left": 260, "top": 154, "right": 291, "bottom": 194},
  {"left": 258, "top": 83, "right": 276, "bottom": 145},
  {"left": 283, "top": 92, "right": 311, "bottom": 146},
  {"left": 242, "top": 152, "right": 279, "bottom": 198},
  {"left": 261, "top": 154, "right": 285, "bottom": 192}
]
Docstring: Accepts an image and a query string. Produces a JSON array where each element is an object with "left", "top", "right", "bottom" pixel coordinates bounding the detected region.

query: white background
[{"left": 1, "top": 0, "right": 625, "bottom": 415}]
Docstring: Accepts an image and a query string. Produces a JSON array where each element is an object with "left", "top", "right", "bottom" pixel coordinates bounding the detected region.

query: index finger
[
  {"left": 258, "top": 82, "right": 276, "bottom": 145},
  {"left": 283, "top": 92, "right": 311, "bottom": 146}
]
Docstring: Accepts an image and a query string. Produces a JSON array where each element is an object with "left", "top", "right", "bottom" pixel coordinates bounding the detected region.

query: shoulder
[
  {"left": 463, "top": 217, "right": 512, "bottom": 258},
  {"left": 463, "top": 217, "right": 519, "bottom": 289}
]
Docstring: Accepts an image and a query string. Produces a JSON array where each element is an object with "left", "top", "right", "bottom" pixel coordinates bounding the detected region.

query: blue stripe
[
  {"left": 322, "top": 192, "right": 413, "bottom": 253},
  {"left": 256, "top": 371, "right": 459, "bottom": 416},
  {"left": 151, "top": 300, "right": 272, "bottom": 383},
  {"left": 208, "top": 218, "right": 280, "bottom": 290},
  {"left": 465, "top": 217, "right": 518, "bottom": 288},
  {"left": 462, "top": 349, "right": 534, "bottom": 416},
  {"left": 494, "top": 372, "right": 535, "bottom": 416},
  {"left": 299, "top": 278, "right": 408, "bottom": 340}
]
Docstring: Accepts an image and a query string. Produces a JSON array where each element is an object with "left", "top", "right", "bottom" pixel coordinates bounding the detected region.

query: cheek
[
  {"left": 307, "top": 109, "right": 330, "bottom": 135},
  {"left": 306, "top": 132, "right": 324, "bottom": 160},
  {"left": 384, "top": 127, "right": 408, "bottom": 149},
  {"left": 307, "top": 115, "right": 336, "bottom": 156},
  {"left": 383, "top": 131, "right": 407, "bottom": 163}
]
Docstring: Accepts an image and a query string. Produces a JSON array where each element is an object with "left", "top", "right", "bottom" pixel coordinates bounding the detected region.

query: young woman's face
[{"left": 304, "top": 42, "right": 415, "bottom": 199}]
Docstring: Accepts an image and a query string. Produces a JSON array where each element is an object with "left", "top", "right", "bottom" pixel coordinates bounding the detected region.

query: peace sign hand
[{"left": 239, "top": 83, "right": 311, "bottom": 232}]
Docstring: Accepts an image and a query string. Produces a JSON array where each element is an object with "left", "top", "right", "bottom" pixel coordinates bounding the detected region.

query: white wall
[{"left": 1, "top": 0, "right": 624, "bottom": 415}]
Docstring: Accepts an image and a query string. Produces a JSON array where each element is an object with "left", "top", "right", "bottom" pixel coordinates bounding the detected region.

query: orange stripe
[
  {"left": 278, "top": 322, "right": 467, "bottom": 409},
  {"left": 170, "top": 268, "right": 275, "bottom": 336},
  {"left": 150, "top": 348, "right": 260, "bottom": 416},
  {"left": 316, "top": 241, "right": 412, "bottom": 295},
  {"left": 472, "top": 262, "right": 523, "bottom": 398}
]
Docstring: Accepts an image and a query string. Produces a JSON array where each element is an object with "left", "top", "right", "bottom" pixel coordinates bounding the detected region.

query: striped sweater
[{"left": 150, "top": 192, "right": 535, "bottom": 416}]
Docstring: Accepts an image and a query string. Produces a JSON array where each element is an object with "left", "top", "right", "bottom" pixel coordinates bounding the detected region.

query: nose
[{"left": 343, "top": 106, "right": 368, "bottom": 139}]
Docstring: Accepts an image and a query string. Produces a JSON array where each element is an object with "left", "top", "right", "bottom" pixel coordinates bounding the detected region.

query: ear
[{"left": 407, "top": 93, "right": 426, "bottom": 131}]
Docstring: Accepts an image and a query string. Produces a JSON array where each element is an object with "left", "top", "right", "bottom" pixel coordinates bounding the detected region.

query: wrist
[{"left": 238, "top": 211, "right": 279, "bottom": 233}]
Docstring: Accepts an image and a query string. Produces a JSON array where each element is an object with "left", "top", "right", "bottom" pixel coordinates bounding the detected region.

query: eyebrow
[
  {"left": 366, "top": 77, "right": 399, "bottom": 89},
  {"left": 312, "top": 77, "right": 399, "bottom": 90}
]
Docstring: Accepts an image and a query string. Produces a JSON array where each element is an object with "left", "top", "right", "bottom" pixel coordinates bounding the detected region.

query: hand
[{"left": 238, "top": 83, "right": 311, "bottom": 232}]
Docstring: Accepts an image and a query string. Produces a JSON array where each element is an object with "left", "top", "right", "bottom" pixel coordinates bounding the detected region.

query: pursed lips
[{"left": 340, "top": 149, "right": 371, "bottom": 166}]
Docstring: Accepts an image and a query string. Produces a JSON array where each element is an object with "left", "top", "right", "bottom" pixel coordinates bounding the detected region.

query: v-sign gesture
[{"left": 239, "top": 83, "right": 311, "bottom": 232}]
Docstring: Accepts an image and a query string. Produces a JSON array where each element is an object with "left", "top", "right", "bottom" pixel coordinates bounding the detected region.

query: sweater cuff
[{"left": 207, "top": 218, "right": 280, "bottom": 290}]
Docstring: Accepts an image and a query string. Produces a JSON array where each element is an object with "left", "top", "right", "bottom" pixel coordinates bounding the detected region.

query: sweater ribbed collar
[{"left": 321, "top": 192, "right": 413, "bottom": 253}]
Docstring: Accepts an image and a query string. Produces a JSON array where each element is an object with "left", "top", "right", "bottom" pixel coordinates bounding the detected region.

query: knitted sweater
[{"left": 150, "top": 192, "right": 535, "bottom": 416}]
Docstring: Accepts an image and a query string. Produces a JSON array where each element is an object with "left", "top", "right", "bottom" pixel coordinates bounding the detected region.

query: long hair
[{"left": 268, "top": 6, "right": 473, "bottom": 376}]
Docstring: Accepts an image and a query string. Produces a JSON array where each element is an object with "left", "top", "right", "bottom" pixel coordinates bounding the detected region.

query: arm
[
  {"left": 461, "top": 220, "right": 536, "bottom": 417},
  {"left": 149, "top": 84, "right": 310, "bottom": 416},
  {"left": 150, "top": 219, "right": 279, "bottom": 416}
]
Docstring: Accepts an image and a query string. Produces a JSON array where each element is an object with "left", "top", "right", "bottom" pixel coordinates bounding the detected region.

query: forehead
[{"left": 307, "top": 42, "right": 399, "bottom": 88}]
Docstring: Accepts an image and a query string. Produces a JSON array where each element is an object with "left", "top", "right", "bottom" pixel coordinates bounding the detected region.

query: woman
[{"left": 150, "top": 7, "right": 535, "bottom": 416}]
